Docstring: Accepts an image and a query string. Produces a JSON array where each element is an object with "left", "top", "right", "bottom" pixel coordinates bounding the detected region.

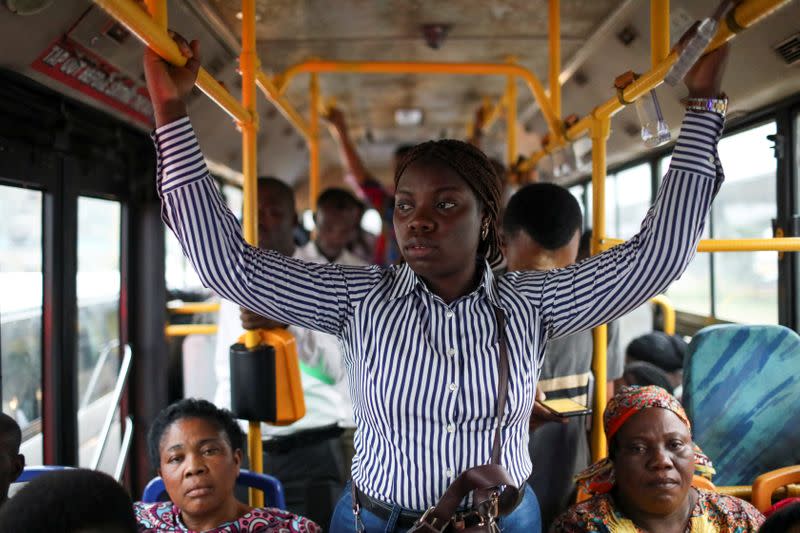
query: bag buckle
[{"left": 415, "top": 507, "right": 449, "bottom": 533}]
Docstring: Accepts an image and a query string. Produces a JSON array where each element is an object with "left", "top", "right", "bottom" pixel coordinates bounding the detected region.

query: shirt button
[
  {"left": 446, "top": 469, "right": 454, "bottom": 478},
  {"left": 446, "top": 347, "right": 456, "bottom": 356},
  {"left": 708, "top": 155, "right": 715, "bottom": 163},
  {"left": 446, "top": 311, "right": 454, "bottom": 319},
  {"left": 447, "top": 424, "right": 455, "bottom": 433},
  {"left": 449, "top": 383, "right": 457, "bottom": 392}
]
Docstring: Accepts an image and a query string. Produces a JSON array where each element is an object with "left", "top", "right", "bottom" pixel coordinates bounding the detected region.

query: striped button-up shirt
[{"left": 154, "top": 111, "right": 724, "bottom": 511}]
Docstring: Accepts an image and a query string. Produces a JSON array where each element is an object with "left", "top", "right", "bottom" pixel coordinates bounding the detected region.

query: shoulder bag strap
[{"left": 491, "top": 306, "right": 509, "bottom": 465}]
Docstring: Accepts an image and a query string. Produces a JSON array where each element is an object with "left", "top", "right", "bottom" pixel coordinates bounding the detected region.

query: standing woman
[{"left": 144, "top": 31, "right": 729, "bottom": 532}]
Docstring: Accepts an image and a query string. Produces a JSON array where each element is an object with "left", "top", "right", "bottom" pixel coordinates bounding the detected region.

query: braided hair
[{"left": 394, "top": 139, "right": 503, "bottom": 263}]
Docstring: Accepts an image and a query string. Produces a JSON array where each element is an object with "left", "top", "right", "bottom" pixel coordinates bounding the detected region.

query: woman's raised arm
[
  {"left": 512, "top": 38, "right": 729, "bottom": 340},
  {"left": 145, "top": 35, "right": 382, "bottom": 334}
]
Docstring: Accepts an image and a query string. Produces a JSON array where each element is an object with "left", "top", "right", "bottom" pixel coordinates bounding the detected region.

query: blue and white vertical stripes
[{"left": 153, "top": 111, "right": 724, "bottom": 511}]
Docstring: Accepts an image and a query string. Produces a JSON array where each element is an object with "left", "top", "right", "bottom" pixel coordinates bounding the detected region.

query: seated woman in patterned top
[
  {"left": 134, "top": 399, "right": 319, "bottom": 532},
  {"left": 552, "top": 386, "right": 764, "bottom": 532}
]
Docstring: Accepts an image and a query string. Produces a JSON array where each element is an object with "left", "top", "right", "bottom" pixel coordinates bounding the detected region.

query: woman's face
[
  {"left": 158, "top": 417, "right": 241, "bottom": 518},
  {"left": 394, "top": 162, "right": 484, "bottom": 286},
  {"left": 613, "top": 408, "right": 695, "bottom": 516}
]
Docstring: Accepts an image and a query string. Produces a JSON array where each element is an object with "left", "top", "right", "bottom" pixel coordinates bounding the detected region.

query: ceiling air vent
[{"left": 773, "top": 33, "right": 800, "bottom": 66}]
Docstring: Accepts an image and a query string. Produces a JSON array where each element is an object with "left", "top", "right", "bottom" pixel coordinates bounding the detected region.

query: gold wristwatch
[{"left": 682, "top": 94, "right": 728, "bottom": 117}]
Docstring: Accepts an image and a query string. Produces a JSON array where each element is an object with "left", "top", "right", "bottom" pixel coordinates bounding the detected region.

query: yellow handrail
[
  {"left": 167, "top": 302, "right": 221, "bottom": 315},
  {"left": 272, "top": 59, "right": 562, "bottom": 144},
  {"left": 549, "top": 0, "right": 561, "bottom": 122},
  {"left": 524, "top": 0, "right": 792, "bottom": 163},
  {"left": 651, "top": 0, "right": 670, "bottom": 67},
  {"left": 650, "top": 294, "right": 676, "bottom": 335},
  {"left": 601, "top": 237, "right": 800, "bottom": 253},
  {"left": 164, "top": 324, "right": 218, "bottom": 337}
]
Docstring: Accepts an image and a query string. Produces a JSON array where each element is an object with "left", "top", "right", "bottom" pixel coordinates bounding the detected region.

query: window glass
[
  {"left": 614, "top": 163, "right": 652, "bottom": 239},
  {"left": 165, "top": 230, "right": 203, "bottom": 292},
  {"left": 713, "top": 122, "right": 778, "bottom": 323},
  {"left": 657, "top": 154, "right": 672, "bottom": 184},
  {"left": 569, "top": 184, "right": 585, "bottom": 220},
  {"left": 221, "top": 184, "right": 243, "bottom": 221},
  {"left": 76, "top": 197, "right": 122, "bottom": 470},
  {"left": 0, "top": 185, "right": 43, "bottom": 460}
]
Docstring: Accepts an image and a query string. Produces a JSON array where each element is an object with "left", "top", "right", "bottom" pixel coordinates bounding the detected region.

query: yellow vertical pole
[
  {"left": 651, "top": 0, "right": 670, "bottom": 67},
  {"left": 143, "top": 0, "right": 167, "bottom": 27},
  {"left": 240, "top": 0, "right": 264, "bottom": 508},
  {"left": 549, "top": 0, "right": 561, "bottom": 122},
  {"left": 590, "top": 116, "right": 611, "bottom": 462},
  {"left": 505, "top": 59, "right": 517, "bottom": 168},
  {"left": 309, "top": 73, "right": 321, "bottom": 211}
]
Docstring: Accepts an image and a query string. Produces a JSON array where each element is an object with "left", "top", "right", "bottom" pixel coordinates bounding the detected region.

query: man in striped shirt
[{"left": 144, "top": 32, "right": 729, "bottom": 531}]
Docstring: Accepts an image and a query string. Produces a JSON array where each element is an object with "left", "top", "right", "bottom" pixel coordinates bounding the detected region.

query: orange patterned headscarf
[{"left": 575, "top": 385, "right": 715, "bottom": 495}]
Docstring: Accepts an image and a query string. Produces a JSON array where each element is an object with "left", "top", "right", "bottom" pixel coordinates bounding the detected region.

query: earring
[{"left": 481, "top": 221, "right": 489, "bottom": 240}]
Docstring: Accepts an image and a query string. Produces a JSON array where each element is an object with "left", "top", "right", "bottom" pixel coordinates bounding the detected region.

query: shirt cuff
[
  {"left": 151, "top": 116, "right": 208, "bottom": 193},
  {"left": 669, "top": 111, "right": 725, "bottom": 179}
]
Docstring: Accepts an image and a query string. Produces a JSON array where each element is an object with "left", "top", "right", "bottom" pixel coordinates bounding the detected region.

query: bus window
[
  {"left": 76, "top": 196, "right": 122, "bottom": 470},
  {"left": 713, "top": 122, "right": 778, "bottom": 324},
  {"left": 569, "top": 184, "right": 585, "bottom": 221},
  {"left": 165, "top": 230, "right": 204, "bottom": 292},
  {"left": 667, "top": 225, "right": 713, "bottom": 317},
  {"left": 614, "top": 163, "right": 652, "bottom": 239},
  {"left": 0, "top": 184, "right": 43, "bottom": 460}
]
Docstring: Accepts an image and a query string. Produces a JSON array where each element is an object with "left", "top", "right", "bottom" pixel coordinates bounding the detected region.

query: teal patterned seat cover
[{"left": 683, "top": 324, "right": 800, "bottom": 486}]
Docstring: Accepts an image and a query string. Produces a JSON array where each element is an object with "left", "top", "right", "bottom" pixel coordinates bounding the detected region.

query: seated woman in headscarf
[
  {"left": 134, "top": 398, "right": 320, "bottom": 532},
  {"left": 551, "top": 386, "right": 764, "bottom": 532}
]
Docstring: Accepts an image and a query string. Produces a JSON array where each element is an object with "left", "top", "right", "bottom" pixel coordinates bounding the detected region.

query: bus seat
[
  {"left": 141, "top": 469, "right": 286, "bottom": 508},
  {"left": 752, "top": 465, "right": 800, "bottom": 512},
  {"left": 683, "top": 324, "right": 800, "bottom": 486},
  {"left": 15, "top": 465, "right": 73, "bottom": 483}
]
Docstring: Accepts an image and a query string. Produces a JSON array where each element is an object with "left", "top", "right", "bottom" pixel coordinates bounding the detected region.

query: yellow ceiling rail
[
  {"left": 651, "top": 0, "right": 671, "bottom": 67},
  {"left": 165, "top": 324, "right": 219, "bottom": 337},
  {"left": 92, "top": 0, "right": 249, "bottom": 124},
  {"left": 601, "top": 237, "right": 800, "bottom": 253},
  {"left": 505, "top": 62, "right": 518, "bottom": 167},
  {"left": 255, "top": 71, "right": 312, "bottom": 142},
  {"left": 167, "top": 302, "right": 221, "bottom": 314},
  {"left": 308, "top": 73, "right": 321, "bottom": 211},
  {"left": 272, "top": 59, "right": 562, "bottom": 144},
  {"left": 526, "top": 0, "right": 792, "bottom": 163},
  {"left": 549, "top": 0, "right": 561, "bottom": 122}
]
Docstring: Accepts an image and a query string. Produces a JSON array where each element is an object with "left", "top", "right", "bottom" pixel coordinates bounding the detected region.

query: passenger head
[
  {"left": 314, "top": 187, "right": 362, "bottom": 262},
  {"left": 502, "top": 183, "right": 583, "bottom": 271},
  {"left": 0, "top": 468, "right": 136, "bottom": 532},
  {"left": 760, "top": 500, "right": 800, "bottom": 533},
  {"left": 0, "top": 413, "right": 24, "bottom": 505},
  {"left": 147, "top": 399, "right": 244, "bottom": 523},
  {"left": 620, "top": 361, "right": 675, "bottom": 392},
  {"left": 576, "top": 386, "right": 714, "bottom": 520},
  {"left": 256, "top": 176, "right": 296, "bottom": 255},
  {"left": 393, "top": 143, "right": 415, "bottom": 174},
  {"left": 394, "top": 139, "right": 503, "bottom": 281},
  {"left": 626, "top": 332, "right": 686, "bottom": 373}
]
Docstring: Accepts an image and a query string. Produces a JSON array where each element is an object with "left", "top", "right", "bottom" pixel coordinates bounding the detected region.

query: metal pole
[
  {"left": 90, "top": 345, "right": 133, "bottom": 470},
  {"left": 590, "top": 117, "right": 610, "bottom": 462},
  {"left": 651, "top": 0, "right": 670, "bottom": 67},
  {"left": 238, "top": 0, "right": 265, "bottom": 508},
  {"left": 309, "top": 73, "right": 321, "bottom": 211},
  {"left": 505, "top": 70, "right": 518, "bottom": 168},
  {"left": 549, "top": 0, "right": 561, "bottom": 121}
]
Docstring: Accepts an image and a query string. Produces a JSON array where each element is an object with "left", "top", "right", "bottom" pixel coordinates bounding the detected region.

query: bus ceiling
[{"left": 0, "top": 0, "right": 798, "bottom": 187}]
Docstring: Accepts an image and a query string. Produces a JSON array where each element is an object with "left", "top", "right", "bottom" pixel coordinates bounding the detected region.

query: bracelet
[{"left": 682, "top": 94, "right": 728, "bottom": 117}]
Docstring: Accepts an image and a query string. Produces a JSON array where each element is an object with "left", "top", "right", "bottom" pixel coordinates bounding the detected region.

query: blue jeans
[{"left": 330, "top": 482, "right": 541, "bottom": 533}]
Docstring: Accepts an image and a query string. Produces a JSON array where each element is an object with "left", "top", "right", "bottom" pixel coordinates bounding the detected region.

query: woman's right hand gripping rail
[{"left": 143, "top": 34, "right": 377, "bottom": 336}]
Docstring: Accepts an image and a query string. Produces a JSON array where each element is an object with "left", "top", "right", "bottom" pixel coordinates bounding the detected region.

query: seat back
[
  {"left": 141, "top": 469, "right": 285, "bottom": 508},
  {"left": 14, "top": 465, "right": 73, "bottom": 483},
  {"left": 752, "top": 465, "right": 800, "bottom": 512},
  {"left": 683, "top": 324, "right": 800, "bottom": 485}
]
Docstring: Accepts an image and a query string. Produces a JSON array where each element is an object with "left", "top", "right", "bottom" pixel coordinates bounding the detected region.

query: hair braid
[{"left": 394, "top": 139, "right": 503, "bottom": 263}]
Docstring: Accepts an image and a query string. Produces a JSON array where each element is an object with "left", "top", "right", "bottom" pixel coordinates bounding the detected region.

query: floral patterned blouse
[
  {"left": 551, "top": 488, "right": 764, "bottom": 532},
  {"left": 133, "top": 502, "right": 320, "bottom": 533}
]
